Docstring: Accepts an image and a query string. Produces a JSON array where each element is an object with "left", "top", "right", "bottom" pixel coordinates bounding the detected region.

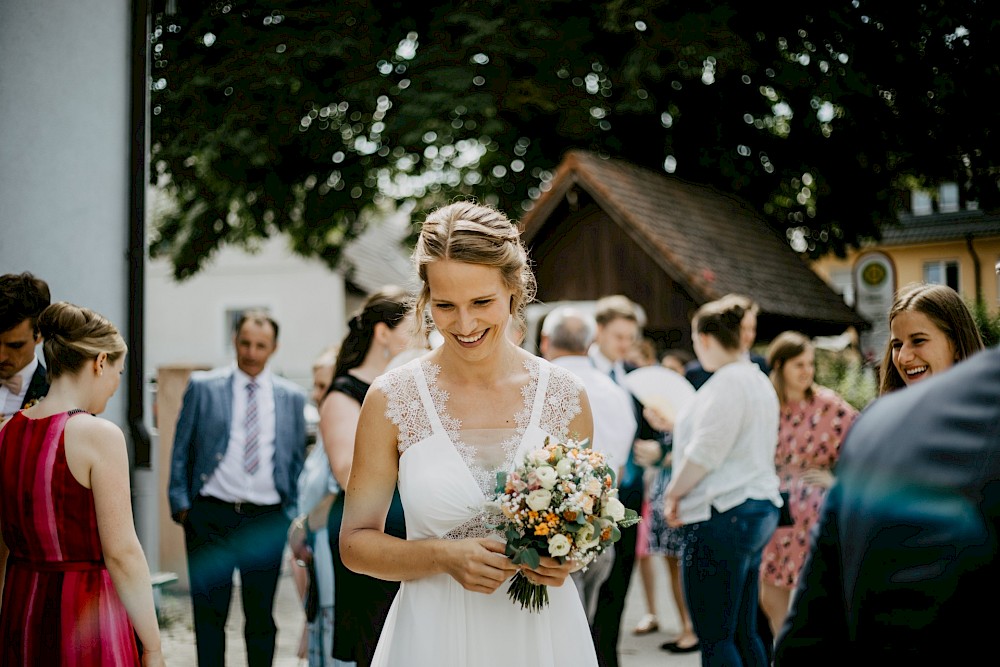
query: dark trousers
[
  {"left": 681, "top": 499, "right": 779, "bottom": 667},
  {"left": 590, "top": 476, "right": 643, "bottom": 667},
  {"left": 184, "top": 495, "right": 291, "bottom": 667}
]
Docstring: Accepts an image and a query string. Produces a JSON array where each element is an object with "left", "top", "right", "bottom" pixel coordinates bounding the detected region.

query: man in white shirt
[
  {"left": 542, "top": 306, "right": 636, "bottom": 474},
  {"left": 587, "top": 294, "right": 639, "bottom": 385},
  {"left": 540, "top": 306, "right": 637, "bottom": 625},
  {"left": 169, "top": 311, "right": 307, "bottom": 667},
  {"left": 0, "top": 272, "right": 51, "bottom": 423}
]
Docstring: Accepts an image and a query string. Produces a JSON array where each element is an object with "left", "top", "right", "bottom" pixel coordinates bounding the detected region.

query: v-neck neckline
[{"left": 417, "top": 358, "right": 542, "bottom": 496}]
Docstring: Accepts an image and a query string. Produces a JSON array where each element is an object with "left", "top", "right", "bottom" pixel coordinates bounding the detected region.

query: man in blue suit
[
  {"left": 169, "top": 310, "right": 306, "bottom": 667},
  {"left": 774, "top": 346, "right": 1000, "bottom": 664}
]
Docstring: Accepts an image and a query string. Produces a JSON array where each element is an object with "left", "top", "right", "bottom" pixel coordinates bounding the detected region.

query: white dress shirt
[
  {"left": 587, "top": 345, "right": 628, "bottom": 385},
  {"left": 551, "top": 355, "right": 637, "bottom": 478},
  {"left": 201, "top": 365, "right": 281, "bottom": 505},
  {"left": 0, "top": 356, "right": 38, "bottom": 416},
  {"left": 672, "top": 360, "right": 781, "bottom": 524}
]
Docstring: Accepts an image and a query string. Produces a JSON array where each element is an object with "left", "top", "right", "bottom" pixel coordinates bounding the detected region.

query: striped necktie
[{"left": 244, "top": 380, "right": 260, "bottom": 474}]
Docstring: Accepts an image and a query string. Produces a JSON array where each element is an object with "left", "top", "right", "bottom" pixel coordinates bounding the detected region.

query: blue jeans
[{"left": 681, "top": 499, "right": 779, "bottom": 667}]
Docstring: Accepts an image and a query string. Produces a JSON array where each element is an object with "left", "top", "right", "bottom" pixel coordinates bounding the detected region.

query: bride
[{"left": 340, "top": 201, "right": 600, "bottom": 666}]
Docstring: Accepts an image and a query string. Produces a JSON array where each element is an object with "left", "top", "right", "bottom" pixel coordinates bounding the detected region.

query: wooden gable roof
[{"left": 520, "top": 150, "right": 868, "bottom": 335}]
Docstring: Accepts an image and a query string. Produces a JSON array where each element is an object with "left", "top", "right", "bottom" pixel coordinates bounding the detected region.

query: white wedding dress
[{"left": 369, "top": 356, "right": 600, "bottom": 667}]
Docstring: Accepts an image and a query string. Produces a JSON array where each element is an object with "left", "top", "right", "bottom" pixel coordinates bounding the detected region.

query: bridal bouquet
[{"left": 493, "top": 437, "right": 640, "bottom": 612}]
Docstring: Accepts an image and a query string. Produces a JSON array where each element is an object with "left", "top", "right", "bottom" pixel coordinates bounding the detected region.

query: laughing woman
[{"left": 879, "top": 283, "right": 983, "bottom": 395}]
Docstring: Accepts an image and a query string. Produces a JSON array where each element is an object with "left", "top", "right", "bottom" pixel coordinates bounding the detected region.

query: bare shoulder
[
  {"left": 322, "top": 388, "right": 364, "bottom": 417},
  {"left": 360, "top": 382, "right": 391, "bottom": 418},
  {"left": 64, "top": 414, "right": 126, "bottom": 452}
]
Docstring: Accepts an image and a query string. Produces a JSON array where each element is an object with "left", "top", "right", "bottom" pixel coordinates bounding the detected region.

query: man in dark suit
[
  {"left": 169, "top": 310, "right": 307, "bottom": 667},
  {"left": 0, "top": 272, "right": 51, "bottom": 422},
  {"left": 586, "top": 295, "right": 667, "bottom": 667},
  {"left": 774, "top": 346, "right": 1000, "bottom": 664}
]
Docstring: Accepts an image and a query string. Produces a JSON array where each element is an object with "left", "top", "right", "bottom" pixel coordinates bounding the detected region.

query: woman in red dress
[
  {"left": 0, "top": 302, "right": 164, "bottom": 666},
  {"left": 759, "top": 331, "right": 858, "bottom": 638}
]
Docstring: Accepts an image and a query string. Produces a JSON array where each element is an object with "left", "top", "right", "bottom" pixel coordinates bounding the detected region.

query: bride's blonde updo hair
[
  {"left": 38, "top": 302, "right": 127, "bottom": 379},
  {"left": 413, "top": 201, "right": 536, "bottom": 337}
]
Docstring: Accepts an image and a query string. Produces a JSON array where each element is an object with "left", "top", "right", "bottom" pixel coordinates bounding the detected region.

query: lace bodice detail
[
  {"left": 375, "top": 356, "right": 585, "bottom": 540},
  {"left": 538, "top": 364, "right": 584, "bottom": 439},
  {"left": 377, "top": 361, "right": 436, "bottom": 448}
]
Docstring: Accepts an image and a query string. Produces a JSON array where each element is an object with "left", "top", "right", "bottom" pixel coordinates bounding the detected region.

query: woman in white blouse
[{"left": 664, "top": 296, "right": 782, "bottom": 667}]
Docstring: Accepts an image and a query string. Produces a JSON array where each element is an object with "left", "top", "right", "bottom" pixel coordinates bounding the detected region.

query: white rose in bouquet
[
  {"left": 547, "top": 533, "right": 571, "bottom": 557},
  {"left": 535, "top": 465, "right": 558, "bottom": 489},
  {"left": 601, "top": 496, "right": 626, "bottom": 522},
  {"left": 528, "top": 449, "right": 551, "bottom": 465},
  {"left": 575, "top": 522, "right": 600, "bottom": 551},
  {"left": 526, "top": 489, "right": 553, "bottom": 512},
  {"left": 555, "top": 457, "right": 574, "bottom": 477}
]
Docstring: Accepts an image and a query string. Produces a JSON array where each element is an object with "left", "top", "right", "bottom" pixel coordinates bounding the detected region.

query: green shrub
[
  {"left": 969, "top": 299, "right": 1000, "bottom": 348},
  {"left": 814, "top": 348, "right": 878, "bottom": 411}
]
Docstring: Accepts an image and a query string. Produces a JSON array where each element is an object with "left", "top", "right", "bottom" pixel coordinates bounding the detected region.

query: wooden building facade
[{"left": 519, "top": 150, "right": 867, "bottom": 351}]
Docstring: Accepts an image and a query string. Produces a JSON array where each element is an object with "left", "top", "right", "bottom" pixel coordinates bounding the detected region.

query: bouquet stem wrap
[{"left": 506, "top": 570, "right": 549, "bottom": 612}]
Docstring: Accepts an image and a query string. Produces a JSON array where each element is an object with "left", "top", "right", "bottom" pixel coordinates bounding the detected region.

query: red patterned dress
[
  {"left": 760, "top": 387, "right": 858, "bottom": 589},
  {"left": 0, "top": 410, "right": 139, "bottom": 666}
]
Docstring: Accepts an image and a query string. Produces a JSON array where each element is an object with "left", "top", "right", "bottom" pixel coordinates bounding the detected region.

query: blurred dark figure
[
  {"left": 587, "top": 295, "right": 667, "bottom": 667},
  {"left": 775, "top": 346, "right": 1000, "bottom": 664}
]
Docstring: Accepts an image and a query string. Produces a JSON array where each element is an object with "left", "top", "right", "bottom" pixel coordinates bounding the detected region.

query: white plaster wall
[
  {"left": 145, "top": 236, "right": 347, "bottom": 390},
  {"left": 0, "top": 1, "right": 131, "bottom": 426}
]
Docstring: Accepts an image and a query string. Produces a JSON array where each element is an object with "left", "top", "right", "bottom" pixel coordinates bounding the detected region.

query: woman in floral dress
[{"left": 759, "top": 331, "right": 858, "bottom": 637}]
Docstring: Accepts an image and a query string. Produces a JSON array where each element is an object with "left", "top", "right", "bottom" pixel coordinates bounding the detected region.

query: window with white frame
[
  {"left": 939, "top": 182, "right": 960, "bottom": 213},
  {"left": 996, "top": 256, "right": 1000, "bottom": 304},
  {"left": 911, "top": 190, "right": 933, "bottom": 216},
  {"left": 923, "top": 260, "right": 960, "bottom": 292}
]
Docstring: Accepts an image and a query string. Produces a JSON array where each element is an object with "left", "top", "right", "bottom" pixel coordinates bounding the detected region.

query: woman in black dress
[{"left": 321, "top": 286, "right": 415, "bottom": 667}]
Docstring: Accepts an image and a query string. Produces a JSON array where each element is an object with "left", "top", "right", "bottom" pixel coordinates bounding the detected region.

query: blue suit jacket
[
  {"left": 775, "top": 347, "right": 1000, "bottom": 663},
  {"left": 168, "top": 367, "right": 307, "bottom": 519}
]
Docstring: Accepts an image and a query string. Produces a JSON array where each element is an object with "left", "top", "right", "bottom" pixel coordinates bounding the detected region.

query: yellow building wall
[{"left": 811, "top": 237, "right": 1000, "bottom": 310}]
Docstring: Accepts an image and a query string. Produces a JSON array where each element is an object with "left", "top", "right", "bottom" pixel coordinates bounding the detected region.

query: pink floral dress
[{"left": 760, "top": 386, "right": 858, "bottom": 589}]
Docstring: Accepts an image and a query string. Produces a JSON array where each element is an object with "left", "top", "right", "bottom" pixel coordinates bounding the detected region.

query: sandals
[{"left": 633, "top": 613, "right": 660, "bottom": 635}]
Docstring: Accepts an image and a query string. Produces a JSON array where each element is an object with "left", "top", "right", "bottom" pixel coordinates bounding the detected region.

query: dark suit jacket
[
  {"left": 19, "top": 361, "right": 48, "bottom": 408},
  {"left": 167, "top": 367, "right": 307, "bottom": 519},
  {"left": 774, "top": 347, "right": 1000, "bottom": 664}
]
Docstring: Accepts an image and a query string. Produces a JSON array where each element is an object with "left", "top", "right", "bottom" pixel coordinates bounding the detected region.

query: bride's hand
[
  {"left": 521, "top": 555, "right": 577, "bottom": 587},
  {"left": 444, "top": 538, "right": 518, "bottom": 594}
]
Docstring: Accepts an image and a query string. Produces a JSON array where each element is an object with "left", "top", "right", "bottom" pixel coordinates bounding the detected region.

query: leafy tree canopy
[{"left": 150, "top": 0, "right": 1000, "bottom": 280}]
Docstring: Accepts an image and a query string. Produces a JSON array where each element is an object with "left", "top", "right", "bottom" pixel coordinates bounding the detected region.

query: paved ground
[{"left": 158, "top": 551, "right": 700, "bottom": 666}]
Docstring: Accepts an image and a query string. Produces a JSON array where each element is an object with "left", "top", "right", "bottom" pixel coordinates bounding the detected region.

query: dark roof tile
[{"left": 521, "top": 150, "right": 866, "bottom": 328}]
